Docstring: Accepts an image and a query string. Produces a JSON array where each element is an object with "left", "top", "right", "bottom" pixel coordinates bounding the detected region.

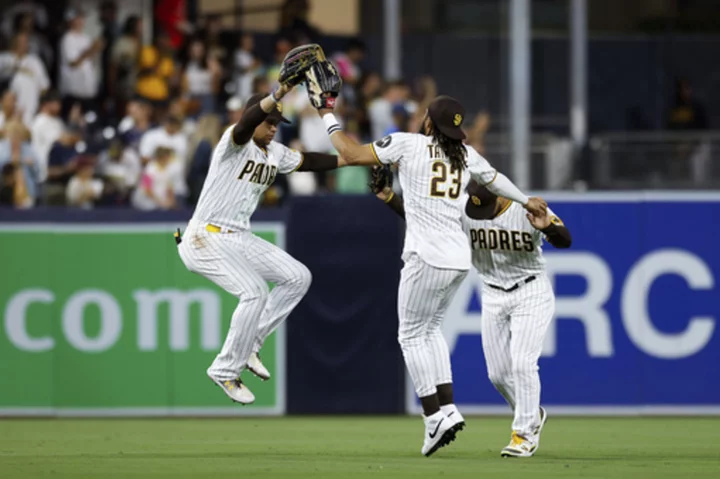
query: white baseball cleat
[
  {"left": 501, "top": 431, "right": 537, "bottom": 458},
  {"left": 208, "top": 374, "right": 255, "bottom": 404},
  {"left": 421, "top": 411, "right": 456, "bottom": 457},
  {"left": 247, "top": 352, "right": 271, "bottom": 381},
  {"left": 441, "top": 404, "right": 466, "bottom": 434}
]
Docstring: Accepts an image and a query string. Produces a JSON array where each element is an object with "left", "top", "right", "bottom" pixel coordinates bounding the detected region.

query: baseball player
[
  {"left": 371, "top": 168, "right": 572, "bottom": 458},
  {"left": 302, "top": 59, "right": 547, "bottom": 456},
  {"left": 177, "top": 46, "right": 349, "bottom": 405}
]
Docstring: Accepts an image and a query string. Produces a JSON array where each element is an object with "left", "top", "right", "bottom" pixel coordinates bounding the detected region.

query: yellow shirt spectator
[{"left": 136, "top": 45, "right": 174, "bottom": 101}]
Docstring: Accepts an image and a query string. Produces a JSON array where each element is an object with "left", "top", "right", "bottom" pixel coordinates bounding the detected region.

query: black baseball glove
[
  {"left": 368, "top": 165, "right": 393, "bottom": 194},
  {"left": 278, "top": 44, "right": 326, "bottom": 87},
  {"left": 305, "top": 60, "right": 342, "bottom": 109}
]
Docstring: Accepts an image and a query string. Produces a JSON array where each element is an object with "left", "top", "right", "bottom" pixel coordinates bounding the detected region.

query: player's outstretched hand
[
  {"left": 526, "top": 210, "right": 551, "bottom": 230},
  {"left": 524, "top": 197, "right": 547, "bottom": 217},
  {"left": 306, "top": 60, "right": 342, "bottom": 111}
]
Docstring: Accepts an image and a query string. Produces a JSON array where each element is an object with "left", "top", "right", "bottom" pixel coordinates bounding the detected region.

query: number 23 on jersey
[{"left": 430, "top": 161, "right": 462, "bottom": 199}]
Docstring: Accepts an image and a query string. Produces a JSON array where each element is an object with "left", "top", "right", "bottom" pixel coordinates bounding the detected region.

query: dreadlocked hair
[{"left": 432, "top": 129, "right": 467, "bottom": 170}]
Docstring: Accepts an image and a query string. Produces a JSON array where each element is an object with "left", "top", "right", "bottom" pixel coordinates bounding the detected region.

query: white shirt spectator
[
  {"left": 66, "top": 175, "right": 103, "bottom": 209},
  {"left": 131, "top": 159, "right": 186, "bottom": 210},
  {"left": 99, "top": 147, "right": 141, "bottom": 189},
  {"left": 31, "top": 111, "right": 64, "bottom": 182},
  {"left": 0, "top": 53, "right": 49, "bottom": 126},
  {"left": 139, "top": 126, "right": 189, "bottom": 165},
  {"left": 60, "top": 31, "right": 98, "bottom": 98},
  {"left": 185, "top": 62, "right": 213, "bottom": 96},
  {"left": 235, "top": 49, "right": 257, "bottom": 100}
]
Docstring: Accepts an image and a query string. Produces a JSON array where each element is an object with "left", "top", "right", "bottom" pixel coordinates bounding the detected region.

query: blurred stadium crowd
[{"left": 0, "top": 1, "right": 494, "bottom": 210}]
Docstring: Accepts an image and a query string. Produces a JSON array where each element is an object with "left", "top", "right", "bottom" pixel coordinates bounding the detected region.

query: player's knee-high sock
[
  {"left": 208, "top": 288, "right": 269, "bottom": 380},
  {"left": 252, "top": 263, "right": 312, "bottom": 352}
]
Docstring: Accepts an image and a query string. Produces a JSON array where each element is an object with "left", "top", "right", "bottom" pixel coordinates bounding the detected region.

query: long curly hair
[{"left": 431, "top": 125, "right": 467, "bottom": 170}]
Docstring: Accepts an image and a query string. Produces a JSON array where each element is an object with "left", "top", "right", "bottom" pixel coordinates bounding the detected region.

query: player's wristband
[
  {"left": 384, "top": 191, "right": 395, "bottom": 204},
  {"left": 323, "top": 113, "right": 341, "bottom": 136},
  {"left": 270, "top": 89, "right": 281, "bottom": 103}
]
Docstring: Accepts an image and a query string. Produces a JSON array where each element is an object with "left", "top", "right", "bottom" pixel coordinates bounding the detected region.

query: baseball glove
[
  {"left": 305, "top": 60, "right": 342, "bottom": 109},
  {"left": 278, "top": 44, "right": 326, "bottom": 87},
  {"left": 368, "top": 165, "right": 393, "bottom": 194}
]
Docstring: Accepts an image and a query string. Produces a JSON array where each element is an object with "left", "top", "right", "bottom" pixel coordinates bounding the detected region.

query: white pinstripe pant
[
  {"left": 398, "top": 254, "right": 468, "bottom": 398},
  {"left": 178, "top": 223, "right": 311, "bottom": 380},
  {"left": 481, "top": 274, "right": 554, "bottom": 437}
]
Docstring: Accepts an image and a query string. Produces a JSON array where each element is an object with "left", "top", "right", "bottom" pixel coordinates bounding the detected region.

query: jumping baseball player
[
  {"left": 371, "top": 167, "right": 572, "bottom": 458},
  {"left": 302, "top": 59, "right": 547, "bottom": 456},
  {"left": 177, "top": 45, "right": 349, "bottom": 405}
]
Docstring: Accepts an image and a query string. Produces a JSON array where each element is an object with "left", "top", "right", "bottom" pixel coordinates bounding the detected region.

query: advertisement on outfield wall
[
  {"left": 0, "top": 223, "right": 285, "bottom": 416},
  {"left": 407, "top": 194, "right": 720, "bottom": 415}
]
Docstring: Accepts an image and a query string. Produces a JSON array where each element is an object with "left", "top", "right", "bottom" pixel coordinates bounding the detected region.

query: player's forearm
[
  {"left": 541, "top": 224, "right": 572, "bottom": 248},
  {"left": 297, "top": 152, "right": 339, "bottom": 172},
  {"left": 485, "top": 172, "right": 529, "bottom": 205},
  {"left": 384, "top": 192, "right": 405, "bottom": 219},
  {"left": 232, "top": 91, "right": 284, "bottom": 145}
]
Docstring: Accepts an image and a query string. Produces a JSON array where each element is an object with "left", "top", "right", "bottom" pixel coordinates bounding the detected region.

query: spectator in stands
[
  {"left": 99, "top": 2, "right": 119, "bottom": 108},
  {"left": 384, "top": 104, "right": 410, "bottom": 136},
  {"left": 225, "top": 96, "right": 243, "bottom": 127},
  {"left": 139, "top": 115, "right": 188, "bottom": 167},
  {"left": 667, "top": 78, "right": 708, "bottom": 130},
  {"left": 182, "top": 38, "right": 222, "bottom": 118},
  {"left": 11, "top": 12, "right": 53, "bottom": 70},
  {"left": 466, "top": 111, "right": 491, "bottom": 155},
  {"left": 0, "top": 32, "right": 50, "bottom": 127},
  {"left": 368, "top": 80, "right": 412, "bottom": 140},
  {"left": 136, "top": 32, "right": 176, "bottom": 113},
  {"left": 356, "top": 72, "right": 383, "bottom": 142},
  {"left": 198, "top": 14, "right": 229, "bottom": 64},
  {"left": 66, "top": 155, "right": 103, "bottom": 209},
  {"left": 0, "top": 162, "right": 31, "bottom": 208},
  {"left": 154, "top": 0, "right": 192, "bottom": 51},
  {"left": 118, "top": 98, "right": 153, "bottom": 154},
  {"left": 31, "top": 90, "right": 64, "bottom": 183},
  {"left": 0, "top": 120, "right": 37, "bottom": 205},
  {"left": 279, "top": 0, "right": 320, "bottom": 42},
  {"left": 98, "top": 138, "right": 141, "bottom": 205},
  {"left": 333, "top": 39, "right": 366, "bottom": 87},
  {"left": 267, "top": 37, "right": 293, "bottom": 86},
  {"left": 234, "top": 33, "right": 261, "bottom": 101},
  {"left": 110, "top": 16, "right": 143, "bottom": 117},
  {"left": 46, "top": 125, "right": 83, "bottom": 205},
  {"left": 0, "top": 90, "right": 20, "bottom": 137},
  {"left": 252, "top": 75, "right": 271, "bottom": 96},
  {"left": 187, "top": 114, "right": 222, "bottom": 205},
  {"left": 132, "top": 146, "right": 186, "bottom": 210},
  {"left": 59, "top": 9, "right": 103, "bottom": 118}
]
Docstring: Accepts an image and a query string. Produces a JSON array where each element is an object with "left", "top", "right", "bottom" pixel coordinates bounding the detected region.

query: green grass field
[{"left": 1, "top": 417, "right": 718, "bottom": 478}]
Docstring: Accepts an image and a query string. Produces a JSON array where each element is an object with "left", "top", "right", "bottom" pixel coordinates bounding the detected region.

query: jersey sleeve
[
  {"left": 466, "top": 146, "right": 498, "bottom": 186},
  {"left": 369, "top": 132, "right": 413, "bottom": 165},
  {"left": 277, "top": 143, "right": 305, "bottom": 174}
]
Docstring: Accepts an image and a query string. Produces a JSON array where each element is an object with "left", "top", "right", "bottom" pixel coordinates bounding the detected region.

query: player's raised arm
[
  {"left": 466, "top": 145, "right": 547, "bottom": 216},
  {"left": 302, "top": 60, "right": 380, "bottom": 166},
  {"left": 233, "top": 44, "right": 324, "bottom": 145}
]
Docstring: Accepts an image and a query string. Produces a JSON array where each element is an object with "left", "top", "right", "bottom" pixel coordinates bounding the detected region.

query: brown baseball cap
[
  {"left": 465, "top": 180, "right": 498, "bottom": 220},
  {"left": 246, "top": 93, "right": 291, "bottom": 124},
  {"left": 428, "top": 95, "right": 466, "bottom": 140}
]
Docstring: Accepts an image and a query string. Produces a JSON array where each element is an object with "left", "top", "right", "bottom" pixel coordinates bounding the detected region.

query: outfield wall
[{"left": 1, "top": 193, "right": 719, "bottom": 416}]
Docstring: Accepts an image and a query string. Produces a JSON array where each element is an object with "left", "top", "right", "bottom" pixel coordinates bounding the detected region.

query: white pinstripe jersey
[
  {"left": 463, "top": 201, "right": 563, "bottom": 288},
  {"left": 190, "top": 126, "right": 303, "bottom": 231},
  {"left": 372, "top": 132, "right": 497, "bottom": 270}
]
